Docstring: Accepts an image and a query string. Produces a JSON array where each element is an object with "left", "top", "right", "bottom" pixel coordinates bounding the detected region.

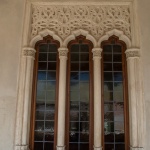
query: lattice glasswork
[
  {"left": 102, "top": 40, "right": 126, "bottom": 150},
  {"left": 69, "top": 43, "right": 90, "bottom": 150},
  {"left": 34, "top": 43, "right": 58, "bottom": 150}
]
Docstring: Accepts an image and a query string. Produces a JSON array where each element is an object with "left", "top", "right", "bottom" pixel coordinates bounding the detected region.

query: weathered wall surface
[
  {"left": 0, "top": 0, "right": 150, "bottom": 150},
  {"left": 0, "top": 0, "right": 25, "bottom": 150},
  {"left": 137, "top": 0, "right": 150, "bottom": 149}
]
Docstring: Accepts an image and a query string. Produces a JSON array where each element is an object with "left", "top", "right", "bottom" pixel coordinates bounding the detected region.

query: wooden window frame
[
  {"left": 101, "top": 35, "right": 129, "bottom": 150},
  {"left": 66, "top": 35, "right": 94, "bottom": 150},
  {"left": 29, "top": 35, "right": 60, "bottom": 150}
]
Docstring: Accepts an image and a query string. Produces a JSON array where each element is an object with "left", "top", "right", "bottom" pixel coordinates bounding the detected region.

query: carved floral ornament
[
  {"left": 31, "top": 5, "right": 131, "bottom": 41},
  {"left": 125, "top": 49, "right": 140, "bottom": 58},
  {"left": 92, "top": 48, "right": 102, "bottom": 59},
  {"left": 23, "top": 47, "right": 36, "bottom": 58}
]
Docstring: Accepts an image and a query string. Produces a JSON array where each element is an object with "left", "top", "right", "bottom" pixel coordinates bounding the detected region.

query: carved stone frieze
[
  {"left": 23, "top": 47, "right": 36, "bottom": 58},
  {"left": 31, "top": 5, "right": 131, "bottom": 40},
  {"left": 125, "top": 48, "right": 140, "bottom": 59},
  {"left": 58, "top": 48, "right": 68, "bottom": 58},
  {"left": 92, "top": 48, "right": 102, "bottom": 59}
]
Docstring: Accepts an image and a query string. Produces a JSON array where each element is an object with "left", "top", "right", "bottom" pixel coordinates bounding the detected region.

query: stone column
[
  {"left": 56, "top": 48, "right": 68, "bottom": 150},
  {"left": 14, "top": 47, "right": 36, "bottom": 150},
  {"left": 125, "top": 48, "right": 144, "bottom": 150},
  {"left": 92, "top": 48, "right": 103, "bottom": 150}
]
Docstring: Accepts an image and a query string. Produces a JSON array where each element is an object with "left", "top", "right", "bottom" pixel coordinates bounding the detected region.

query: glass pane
[
  {"left": 104, "top": 122, "right": 114, "bottom": 132},
  {"left": 70, "top": 91, "right": 79, "bottom": 101},
  {"left": 37, "top": 81, "right": 46, "bottom": 91},
  {"left": 44, "top": 142, "right": 53, "bottom": 150},
  {"left": 70, "top": 101, "right": 79, "bottom": 111},
  {"left": 104, "top": 63, "right": 112, "bottom": 71},
  {"left": 113, "top": 91, "right": 123, "bottom": 101},
  {"left": 80, "top": 122, "right": 89, "bottom": 132},
  {"left": 38, "top": 62, "right": 47, "bottom": 70},
  {"left": 113, "top": 45, "right": 122, "bottom": 53},
  {"left": 114, "top": 72, "right": 123, "bottom": 81},
  {"left": 104, "top": 103, "right": 113, "bottom": 112},
  {"left": 80, "top": 72, "right": 89, "bottom": 81},
  {"left": 34, "top": 142, "right": 43, "bottom": 150},
  {"left": 104, "top": 54, "right": 112, "bottom": 62},
  {"left": 104, "top": 72, "right": 113, "bottom": 81},
  {"left": 35, "top": 111, "right": 44, "bottom": 120},
  {"left": 71, "top": 63, "right": 79, "bottom": 71},
  {"left": 80, "top": 53, "right": 89, "bottom": 61},
  {"left": 114, "top": 102, "right": 124, "bottom": 111},
  {"left": 39, "top": 53, "right": 47, "bottom": 61},
  {"left": 114, "top": 82, "right": 123, "bottom": 91},
  {"left": 80, "top": 112, "right": 89, "bottom": 121},
  {"left": 69, "top": 143, "right": 78, "bottom": 150},
  {"left": 105, "top": 144, "right": 114, "bottom": 149},
  {"left": 48, "top": 62, "right": 56, "bottom": 70},
  {"left": 36, "top": 102, "right": 45, "bottom": 111},
  {"left": 45, "top": 121, "right": 54, "bottom": 132},
  {"left": 71, "top": 44, "right": 79, "bottom": 52},
  {"left": 37, "top": 91, "right": 45, "bottom": 100},
  {"left": 115, "top": 133, "right": 125, "bottom": 142},
  {"left": 114, "top": 111, "right": 124, "bottom": 122},
  {"left": 80, "top": 143, "right": 89, "bottom": 149},
  {"left": 104, "top": 133, "right": 114, "bottom": 142},
  {"left": 113, "top": 63, "right": 122, "bottom": 71},
  {"left": 45, "top": 132, "right": 54, "bottom": 141},
  {"left": 114, "top": 122, "right": 124, "bottom": 133},
  {"left": 70, "top": 72, "right": 79, "bottom": 81},
  {"left": 46, "top": 91, "right": 55, "bottom": 101},
  {"left": 71, "top": 53, "right": 79, "bottom": 61},
  {"left": 47, "top": 71, "right": 56, "bottom": 80},
  {"left": 48, "top": 44, "right": 57, "bottom": 52},
  {"left": 80, "top": 44, "right": 89, "bottom": 52},
  {"left": 70, "top": 111, "right": 79, "bottom": 121},
  {"left": 80, "top": 91, "right": 89, "bottom": 101},
  {"left": 104, "top": 82, "right": 113, "bottom": 91},
  {"left": 39, "top": 44, "right": 48, "bottom": 52},
  {"left": 48, "top": 53, "right": 56, "bottom": 61},
  {"left": 38, "top": 71, "right": 46, "bottom": 80},
  {"left": 80, "top": 63, "right": 89, "bottom": 71},
  {"left": 115, "top": 144, "right": 125, "bottom": 150},
  {"left": 104, "top": 112, "right": 114, "bottom": 121},
  {"left": 46, "top": 101, "right": 55, "bottom": 110},
  {"left": 35, "top": 121, "right": 44, "bottom": 130},
  {"left": 70, "top": 132, "right": 78, "bottom": 142},
  {"left": 34, "top": 131, "right": 44, "bottom": 141},
  {"left": 113, "top": 54, "right": 122, "bottom": 62},
  {"left": 103, "top": 45, "right": 112, "bottom": 53},
  {"left": 80, "top": 132, "right": 89, "bottom": 142},
  {"left": 80, "top": 102, "right": 89, "bottom": 111},
  {"left": 70, "top": 122, "right": 79, "bottom": 131},
  {"left": 104, "top": 91, "right": 113, "bottom": 101},
  {"left": 45, "top": 111, "right": 54, "bottom": 120},
  {"left": 47, "top": 81, "right": 56, "bottom": 90},
  {"left": 70, "top": 81, "right": 79, "bottom": 91}
]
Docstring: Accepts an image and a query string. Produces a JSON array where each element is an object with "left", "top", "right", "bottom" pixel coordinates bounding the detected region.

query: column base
[
  {"left": 15, "top": 145, "right": 30, "bottom": 150},
  {"left": 56, "top": 145, "right": 65, "bottom": 150},
  {"left": 130, "top": 146, "right": 144, "bottom": 150},
  {"left": 93, "top": 145, "right": 103, "bottom": 150}
]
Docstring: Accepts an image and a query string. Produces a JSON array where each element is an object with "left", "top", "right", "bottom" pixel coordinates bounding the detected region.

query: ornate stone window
[{"left": 14, "top": 1, "right": 144, "bottom": 150}]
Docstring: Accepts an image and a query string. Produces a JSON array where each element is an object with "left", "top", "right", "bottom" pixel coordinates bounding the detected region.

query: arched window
[
  {"left": 30, "top": 36, "right": 60, "bottom": 150},
  {"left": 101, "top": 36, "right": 129, "bottom": 150},
  {"left": 66, "top": 36, "right": 94, "bottom": 150}
]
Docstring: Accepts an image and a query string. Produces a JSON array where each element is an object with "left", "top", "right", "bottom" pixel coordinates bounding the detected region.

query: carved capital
[
  {"left": 15, "top": 145, "right": 29, "bottom": 150},
  {"left": 93, "top": 146, "right": 103, "bottom": 150},
  {"left": 58, "top": 48, "right": 68, "bottom": 59},
  {"left": 92, "top": 48, "right": 102, "bottom": 59},
  {"left": 125, "top": 48, "right": 140, "bottom": 59},
  {"left": 23, "top": 47, "right": 36, "bottom": 59},
  {"left": 129, "top": 146, "right": 144, "bottom": 150},
  {"left": 56, "top": 145, "right": 65, "bottom": 150}
]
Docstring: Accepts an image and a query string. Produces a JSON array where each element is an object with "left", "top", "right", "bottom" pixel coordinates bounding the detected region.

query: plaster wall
[
  {"left": 0, "top": 0, "right": 150, "bottom": 150},
  {"left": 0, "top": 0, "right": 25, "bottom": 150}
]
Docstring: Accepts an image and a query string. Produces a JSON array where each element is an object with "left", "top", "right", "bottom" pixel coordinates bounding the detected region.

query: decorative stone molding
[
  {"left": 92, "top": 48, "right": 102, "bottom": 59},
  {"left": 58, "top": 48, "right": 68, "bottom": 58},
  {"left": 22, "top": 47, "right": 36, "bottom": 58},
  {"left": 15, "top": 145, "right": 29, "bottom": 150},
  {"left": 125, "top": 48, "right": 140, "bottom": 59},
  {"left": 31, "top": 5, "right": 131, "bottom": 40},
  {"left": 130, "top": 146, "right": 144, "bottom": 150}
]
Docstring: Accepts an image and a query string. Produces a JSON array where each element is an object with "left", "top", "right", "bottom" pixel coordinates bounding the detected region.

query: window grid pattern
[
  {"left": 69, "top": 44, "right": 90, "bottom": 150},
  {"left": 103, "top": 44, "right": 125, "bottom": 150},
  {"left": 34, "top": 43, "right": 57, "bottom": 150}
]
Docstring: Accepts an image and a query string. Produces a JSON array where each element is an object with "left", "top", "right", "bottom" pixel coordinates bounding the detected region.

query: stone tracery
[{"left": 31, "top": 5, "right": 131, "bottom": 40}]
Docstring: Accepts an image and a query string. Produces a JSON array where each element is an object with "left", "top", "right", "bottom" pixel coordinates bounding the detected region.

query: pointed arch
[
  {"left": 29, "top": 29, "right": 63, "bottom": 48},
  {"left": 98, "top": 29, "right": 131, "bottom": 49}
]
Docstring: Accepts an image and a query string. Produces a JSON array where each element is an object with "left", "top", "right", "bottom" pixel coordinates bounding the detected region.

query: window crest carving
[{"left": 31, "top": 5, "right": 131, "bottom": 40}]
